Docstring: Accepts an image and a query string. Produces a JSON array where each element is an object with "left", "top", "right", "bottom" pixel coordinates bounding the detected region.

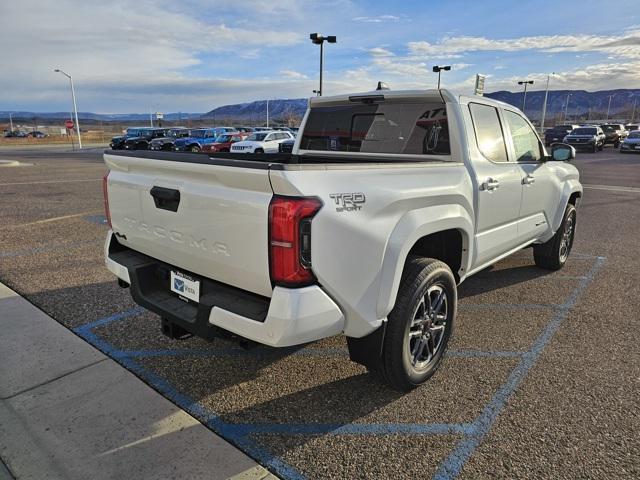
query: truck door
[
  {"left": 466, "top": 102, "right": 524, "bottom": 269},
  {"left": 502, "top": 109, "right": 563, "bottom": 242}
]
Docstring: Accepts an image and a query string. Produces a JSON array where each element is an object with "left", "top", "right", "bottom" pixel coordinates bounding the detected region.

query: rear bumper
[{"left": 104, "top": 232, "right": 344, "bottom": 347}]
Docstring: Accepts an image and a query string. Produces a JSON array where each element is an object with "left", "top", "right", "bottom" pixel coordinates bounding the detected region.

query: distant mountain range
[
  {"left": 2, "top": 89, "right": 638, "bottom": 124},
  {"left": 485, "top": 89, "right": 640, "bottom": 121},
  {"left": 0, "top": 111, "right": 203, "bottom": 122}
]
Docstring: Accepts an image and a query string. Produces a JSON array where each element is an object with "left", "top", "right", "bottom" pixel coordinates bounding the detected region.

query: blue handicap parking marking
[
  {"left": 84, "top": 214, "right": 108, "bottom": 226},
  {"left": 72, "top": 255, "right": 606, "bottom": 480}
]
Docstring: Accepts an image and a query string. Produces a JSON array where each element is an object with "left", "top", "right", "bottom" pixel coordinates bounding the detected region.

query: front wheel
[
  {"left": 254, "top": 148, "right": 264, "bottom": 154},
  {"left": 190, "top": 145, "right": 201, "bottom": 153},
  {"left": 613, "top": 140, "right": 620, "bottom": 149},
  {"left": 598, "top": 143, "right": 604, "bottom": 151},
  {"left": 381, "top": 256, "right": 456, "bottom": 391},
  {"left": 533, "top": 203, "right": 576, "bottom": 270}
]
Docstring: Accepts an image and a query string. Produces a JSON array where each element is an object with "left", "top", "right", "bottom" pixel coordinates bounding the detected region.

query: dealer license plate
[{"left": 170, "top": 270, "right": 200, "bottom": 303}]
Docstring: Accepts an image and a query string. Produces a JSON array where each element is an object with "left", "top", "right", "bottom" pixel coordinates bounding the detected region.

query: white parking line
[
  {"left": 17, "top": 211, "right": 101, "bottom": 227},
  {"left": 583, "top": 184, "right": 640, "bottom": 193},
  {"left": 0, "top": 178, "right": 101, "bottom": 187}
]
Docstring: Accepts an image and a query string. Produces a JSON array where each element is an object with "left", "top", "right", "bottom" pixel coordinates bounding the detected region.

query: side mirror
[{"left": 551, "top": 143, "right": 576, "bottom": 162}]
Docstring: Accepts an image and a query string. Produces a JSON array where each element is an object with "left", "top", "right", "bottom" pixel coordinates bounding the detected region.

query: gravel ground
[{"left": 0, "top": 147, "right": 638, "bottom": 479}]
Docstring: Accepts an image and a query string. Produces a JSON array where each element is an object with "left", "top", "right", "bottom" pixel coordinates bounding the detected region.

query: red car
[{"left": 201, "top": 132, "right": 248, "bottom": 153}]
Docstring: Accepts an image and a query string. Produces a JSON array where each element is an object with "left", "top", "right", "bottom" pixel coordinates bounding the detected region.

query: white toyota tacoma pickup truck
[{"left": 103, "top": 89, "right": 581, "bottom": 391}]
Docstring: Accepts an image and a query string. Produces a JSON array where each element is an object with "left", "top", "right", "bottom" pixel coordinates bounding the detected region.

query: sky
[{"left": 1, "top": 0, "right": 639, "bottom": 113}]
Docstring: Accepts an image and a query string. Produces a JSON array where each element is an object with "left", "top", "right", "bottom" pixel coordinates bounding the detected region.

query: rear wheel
[
  {"left": 381, "top": 256, "right": 456, "bottom": 391},
  {"left": 254, "top": 148, "right": 264, "bottom": 154},
  {"left": 533, "top": 203, "right": 576, "bottom": 270},
  {"left": 190, "top": 145, "right": 201, "bottom": 153}
]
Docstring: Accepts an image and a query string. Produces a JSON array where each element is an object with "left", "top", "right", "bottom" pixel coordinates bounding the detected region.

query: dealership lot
[{"left": 0, "top": 147, "right": 638, "bottom": 479}]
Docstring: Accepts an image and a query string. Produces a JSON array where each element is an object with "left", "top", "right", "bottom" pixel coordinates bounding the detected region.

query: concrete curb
[{"left": 0, "top": 283, "right": 274, "bottom": 480}]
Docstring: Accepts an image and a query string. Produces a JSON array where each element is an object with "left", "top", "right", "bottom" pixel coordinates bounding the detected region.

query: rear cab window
[{"left": 299, "top": 100, "right": 450, "bottom": 157}]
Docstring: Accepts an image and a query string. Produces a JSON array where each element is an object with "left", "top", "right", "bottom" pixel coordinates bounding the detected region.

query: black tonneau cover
[{"left": 104, "top": 149, "right": 448, "bottom": 166}]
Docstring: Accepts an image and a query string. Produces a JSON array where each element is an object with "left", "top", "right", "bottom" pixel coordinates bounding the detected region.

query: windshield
[
  {"left": 300, "top": 101, "right": 450, "bottom": 155},
  {"left": 168, "top": 129, "right": 187, "bottom": 138},
  {"left": 572, "top": 128, "right": 597, "bottom": 135},
  {"left": 215, "top": 135, "right": 233, "bottom": 142},
  {"left": 601, "top": 125, "right": 616, "bottom": 132},
  {"left": 628, "top": 132, "right": 640, "bottom": 139},
  {"left": 246, "top": 133, "right": 268, "bottom": 141},
  {"left": 188, "top": 129, "right": 207, "bottom": 137},
  {"left": 126, "top": 128, "right": 145, "bottom": 137}
]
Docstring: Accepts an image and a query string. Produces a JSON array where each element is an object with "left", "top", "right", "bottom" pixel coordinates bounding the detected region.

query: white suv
[{"left": 231, "top": 131, "right": 294, "bottom": 153}]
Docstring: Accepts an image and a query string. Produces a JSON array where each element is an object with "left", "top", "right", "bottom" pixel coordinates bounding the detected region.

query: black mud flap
[{"left": 346, "top": 323, "right": 387, "bottom": 371}]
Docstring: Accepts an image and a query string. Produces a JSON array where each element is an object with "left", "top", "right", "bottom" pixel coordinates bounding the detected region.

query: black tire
[
  {"left": 598, "top": 143, "right": 604, "bottom": 151},
  {"left": 381, "top": 256, "right": 456, "bottom": 391},
  {"left": 613, "top": 141, "right": 620, "bottom": 149},
  {"left": 533, "top": 203, "right": 577, "bottom": 270},
  {"left": 190, "top": 145, "right": 201, "bottom": 153},
  {"left": 591, "top": 143, "right": 597, "bottom": 153},
  {"left": 254, "top": 148, "right": 264, "bottom": 154}
]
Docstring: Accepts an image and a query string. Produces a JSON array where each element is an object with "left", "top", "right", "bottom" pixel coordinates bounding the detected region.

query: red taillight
[
  {"left": 269, "top": 196, "right": 322, "bottom": 287},
  {"left": 102, "top": 172, "right": 112, "bottom": 228}
]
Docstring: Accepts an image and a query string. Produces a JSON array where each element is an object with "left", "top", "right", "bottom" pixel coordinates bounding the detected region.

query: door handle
[
  {"left": 481, "top": 178, "right": 500, "bottom": 191},
  {"left": 522, "top": 175, "right": 536, "bottom": 185}
]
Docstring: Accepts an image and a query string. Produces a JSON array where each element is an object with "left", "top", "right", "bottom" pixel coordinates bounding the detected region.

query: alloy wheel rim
[
  {"left": 407, "top": 284, "right": 448, "bottom": 370},
  {"left": 559, "top": 213, "right": 575, "bottom": 262}
]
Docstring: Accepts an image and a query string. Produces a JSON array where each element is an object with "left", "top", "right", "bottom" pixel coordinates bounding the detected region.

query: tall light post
[
  {"left": 517, "top": 80, "right": 534, "bottom": 112},
  {"left": 564, "top": 93, "right": 572, "bottom": 123},
  {"left": 540, "top": 73, "right": 555, "bottom": 131},
  {"left": 606, "top": 93, "right": 616, "bottom": 120},
  {"left": 54, "top": 68, "right": 82, "bottom": 149},
  {"left": 433, "top": 65, "right": 451, "bottom": 89},
  {"left": 309, "top": 33, "right": 336, "bottom": 97},
  {"left": 9, "top": 112, "right": 13, "bottom": 133},
  {"left": 266, "top": 99, "right": 269, "bottom": 128},
  {"left": 631, "top": 96, "right": 637, "bottom": 123}
]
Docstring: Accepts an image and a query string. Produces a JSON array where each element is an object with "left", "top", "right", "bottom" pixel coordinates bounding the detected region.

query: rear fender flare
[{"left": 376, "top": 204, "right": 473, "bottom": 318}]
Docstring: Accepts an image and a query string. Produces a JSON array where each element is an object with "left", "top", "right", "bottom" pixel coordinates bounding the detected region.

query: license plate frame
[{"left": 170, "top": 270, "right": 200, "bottom": 303}]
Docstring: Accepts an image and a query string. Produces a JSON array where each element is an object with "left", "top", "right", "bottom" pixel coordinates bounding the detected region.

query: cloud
[
  {"left": 368, "top": 47, "right": 395, "bottom": 57},
  {"left": 353, "top": 15, "right": 400, "bottom": 23},
  {"left": 407, "top": 30, "right": 640, "bottom": 59},
  {"left": 280, "top": 70, "right": 308, "bottom": 79}
]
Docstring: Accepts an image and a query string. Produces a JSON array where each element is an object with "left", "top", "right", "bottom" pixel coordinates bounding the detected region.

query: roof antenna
[{"left": 376, "top": 81, "right": 390, "bottom": 91}]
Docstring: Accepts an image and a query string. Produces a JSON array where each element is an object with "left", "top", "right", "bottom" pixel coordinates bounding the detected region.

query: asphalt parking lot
[{"left": 1, "top": 146, "right": 638, "bottom": 479}]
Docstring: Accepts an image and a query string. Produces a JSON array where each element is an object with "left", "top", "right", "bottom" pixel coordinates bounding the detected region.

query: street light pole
[
  {"left": 632, "top": 97, "right": 637, "bottom": 123},
  {"left": 433, "top": 65, "right": 451, "bottom": 89},
  {"left": 540, "top": 73, "right": 555, "bottom": 131},
  {"left": 54, "top": 68, "right": 82, "bottom": 149},
  {"left": 266, "top": 99, "right": 269, "bottom": 128},
  {"left": 9, "top": 112, "right": 13, "bottom": 133},
  {"left": 517, "top": 80, "right": 534, "bottom": 112},
  {"left": 607, "top": 94, "right": 614, "bottom": 120},
  {"left": 309, "top": 33, "right": 337, "bottom": 96},
  {"left": 564, "top": 93, "right": 572, "bottom": 123}
]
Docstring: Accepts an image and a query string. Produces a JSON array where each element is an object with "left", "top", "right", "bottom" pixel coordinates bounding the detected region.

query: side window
[
  {"left": 503, "top": 110, "right": 543, "bottom": 162},
  {"left": 469, "top": 103, "right": 509, "bottom": 163}
]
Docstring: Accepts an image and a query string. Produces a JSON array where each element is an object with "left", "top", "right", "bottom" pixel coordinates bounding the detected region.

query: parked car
[
  {"left": 599, "top": 124, "right": 628, "bottom": 147},
  {"left": 234, "top": 126, "right": 254, "bottom": 133},
  {"left": 103, "top": 88, "right": 582, "bottom": 391},
  {"left": 28, "top": 131, "right": 48, "bottom": 138},
  {"left": 149, "top": 128, "right": 190, "bottom": 151},
  {"left": 278, "top": 138, "right": 295, "bottom": 153},
  {"left": 123, "top": 128, "right": 170, "bottom": 150},
  {"left": 544, "top": 124, "right": 579, "bottom": 146},
  {"left": 563, "top": 126, "right": 605, "bottom": 152},
  {"left": 231, "top": 131, "right": 294, "bottom": 153},
  {"left": 110, "top": 127, "right": 153, "bottom": 150},
  {"left": 4, "top": 130, "right": 28, "bottom": 138},
  {"left": 620, "top": 130, "right": 640, "bottom": 153},
  {"left": 174, "top": 128, "right": 237, "bottom": 153},
  {"left": 201, "top": 132, "right": 249, "bottom": 153},
  {"left": 625, "top": 124, "right": 639, "bottom": 132}
]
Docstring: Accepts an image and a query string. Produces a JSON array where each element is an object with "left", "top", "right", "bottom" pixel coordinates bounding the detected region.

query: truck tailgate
[{"left": 104, "top": 152, "right": 274, "bottom": 297}]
